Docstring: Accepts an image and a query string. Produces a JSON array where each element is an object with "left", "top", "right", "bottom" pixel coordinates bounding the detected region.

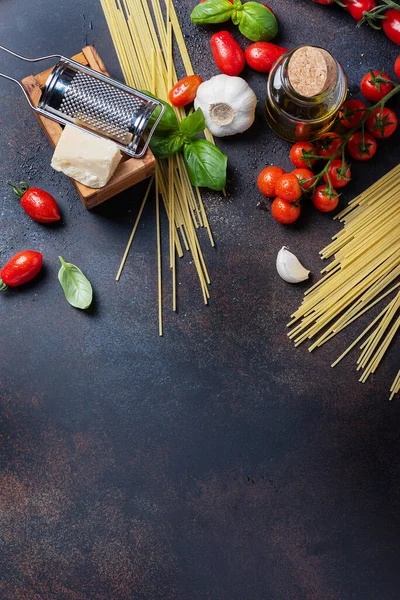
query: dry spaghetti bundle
[
  {"left": 101, "top": 0, "right": 216, "bottom": 335},
  {"left": 288, "top": 165, "right": 400, "bottom": 398}
]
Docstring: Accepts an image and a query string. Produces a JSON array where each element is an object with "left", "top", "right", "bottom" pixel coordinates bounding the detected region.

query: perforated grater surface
[{"left": 0, "top": 45, "right": 165, "bottom": 158}]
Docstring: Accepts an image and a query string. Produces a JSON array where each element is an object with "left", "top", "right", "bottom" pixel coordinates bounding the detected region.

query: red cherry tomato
[
  {"left": 257, "top": 166, "right": 285, "bottom": 197},
  {"left": 8, "top": 182, "right": 60, "bottom": 223},
  {"left": 244, "top": 42, "right": 288, "bottom": 73},
  {"left": 291, "top": 168, "right": 316, "bottom": 190},
  {"left": 210, "top": 31, "right": 245, "bottom": 77},
  {"left": 347, "top": 132, "right": 377, "bottom": 161},
  {"left": 289, "top": 142, "right": 317, "bottom": 168},
  {"left": 366, "top": 107, "right": 398, "bottom": 138},
  {"left": 395, "top": 56, "right": 400, "bottom": 79},
  {"left": 168, "top": 75, "right": 203, "bottom": 107},
  {"left": 316, "top": 132, "right": 343, "bottom": 158},
  {"left": 0, "top": 251, "right": 43, "bottom": 287},
  {"left": 344, "top": 0, "right": 376, "bottom": 21},
  {"left": 360, "top": 70, "right": 393, "bottom": 102},
  {"left": 382, "top": 10, "right": 400, "bottom": 45},
  {"left": 275, "top": 173, "right": 302, "bottom": 203},
  {"left": 312, "top": 186, "right": 339, "bottom": 212},
  {"left": 271, "top": 198, "right": 301, "bottom": 224},
  {"left": 338, "top": 99, "right": 368, "bottom": 129},
  {"left": 323, "top": 160, "right": 351, "bottom": 188}
]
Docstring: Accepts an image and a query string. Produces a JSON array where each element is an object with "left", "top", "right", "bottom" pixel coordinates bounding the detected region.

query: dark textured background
[{"left": 0, "top": 1, "right": 399, "bottom": 598}]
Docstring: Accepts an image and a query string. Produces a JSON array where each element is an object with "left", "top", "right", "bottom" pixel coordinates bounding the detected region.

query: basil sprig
[
  {"left": 190, "top": 0, "right": 278, "bottom": 42},
  {"left": 146, "top": 99, "right": 227, "bottom": 191},
  {"left": 58, "top": 257, "right": 93, "bottom": 310}
]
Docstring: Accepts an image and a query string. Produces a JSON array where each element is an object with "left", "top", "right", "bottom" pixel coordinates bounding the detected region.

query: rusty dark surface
[{"left": 0, "top": 0, "right": 400, "bottom": 598}]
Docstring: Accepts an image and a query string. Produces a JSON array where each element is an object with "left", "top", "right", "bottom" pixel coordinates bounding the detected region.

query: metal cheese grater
[{"left": 0, "top": 45, "right": 165, "bottom": 158}]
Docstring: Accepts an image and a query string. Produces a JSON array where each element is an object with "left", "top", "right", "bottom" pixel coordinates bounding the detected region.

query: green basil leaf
[
  {"left": 183, "top": 139, "right": 227, "bottom": 191},
  {"left": 239, "top": 2, "right": 278, "bottom": 41},
  {"left": 142, "top": 90, "right": 179, "bottom": 132},
  {"left": 149, "top": 130, "right": 185, "bottom": 159},
  {"left": 179, "top": 108, "right": 206, "bottom": 140},
  {"left": 58, "top": 257, "right": 93, "bottom": 310},
  {"left": 190, "top": 0, "right": 234, "bottom": 24}
]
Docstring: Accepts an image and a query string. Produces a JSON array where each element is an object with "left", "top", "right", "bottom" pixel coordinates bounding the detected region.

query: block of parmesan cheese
[{"left": 51, "top": 125, "right": 122, "bottom": 189}]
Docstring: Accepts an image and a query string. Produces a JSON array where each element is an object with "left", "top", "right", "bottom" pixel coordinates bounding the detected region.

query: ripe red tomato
[
  {"left": 366, "top": 107, "right": 398, "bottom": 138},
  {"left": 316, "top": 132, "right": 343, "bottom": 158},
  {"left": 8, "top": 182, "right": 60, "bottom": 223},
  {"left": 344, "top": 0, "right": 376, "bottom": 21},
  {"left": 382, "top": 10, "right": 400, "bottom": 45},
  {"left": 271, "top": 198, "right": 301, "bottom": 224},
  {"left": 257, "top": 166, "right": 285, "bottom": 197},
  {"left": 312, "top": 186, "right": 339, "bottom": 212},
  {"left": 291, "top": 168, "right": 316, "bottom": 190},
  {"left": 338, "top": 99, "right": 368, "bottom": 129},
  {"left": 275, "top": 173, "right": 302, "bottom": 203},
  {"left": 168, "top": 75, "right": 203, "bottom": 107},
  {"left": 0, "top": 251, "right": 43, "bottom": 287},
  {"left": 347, "top": 132, "right": 377, "bottom": 160},
  {"left": 323, "top": 160, "right": 351, "bottom": 188},
  {"left": 210, "top": 31, "right": 245, "bottom": 77},
  {"left": 289, "top": 142, "right": 317, "bottom": 168},
  {"left": 360, "top": 70, "right": 393, "bottom": 102},
  {"left": 244, "top": 42, "right": 288, "bottom": 73}
]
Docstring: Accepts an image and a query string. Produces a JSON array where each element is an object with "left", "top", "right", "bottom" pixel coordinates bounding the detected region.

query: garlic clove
[{"left": 276, "top": 246, "right": 310, "bottom": 284}]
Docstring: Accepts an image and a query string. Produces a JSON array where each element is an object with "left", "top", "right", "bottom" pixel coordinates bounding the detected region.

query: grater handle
[
  {"left": 0, "top": 71, "right": 38, "bottom": 110},
  {"left": 0, "top": 44, "right": 62, "bottom": 64}
]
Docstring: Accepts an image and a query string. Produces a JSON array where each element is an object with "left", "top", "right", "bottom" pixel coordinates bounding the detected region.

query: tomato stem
[
  {"left": 7, "top": 181, "right": 30, "bottom": 199},
  {"left": 0, "top": 279, "right": 8, "bottom": 292}
]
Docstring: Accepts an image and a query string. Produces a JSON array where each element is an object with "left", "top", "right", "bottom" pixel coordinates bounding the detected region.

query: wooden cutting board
[{"left": 20, "top": 45, "right": 155, "bottom": 209}]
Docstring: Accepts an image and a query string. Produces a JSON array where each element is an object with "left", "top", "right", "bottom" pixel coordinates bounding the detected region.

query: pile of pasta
[
  {"left": 101, "top": 0, "right": 217, "bottom": 335},
  {"left": 288, "top": 165, "right": 400, "bottom": 400}
]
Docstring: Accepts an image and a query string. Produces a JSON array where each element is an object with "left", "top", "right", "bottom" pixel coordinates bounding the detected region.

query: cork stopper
[{"left": 287, "top": 46, "right": 337, "bottom": 98}]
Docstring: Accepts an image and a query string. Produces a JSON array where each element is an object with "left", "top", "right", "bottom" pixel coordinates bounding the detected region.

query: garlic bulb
[
  {"left": 194, "top": 74, "right": 257, "bottom": 137},
  {"left": 276, "top": 247, "right": 310, "bottom": 284}
]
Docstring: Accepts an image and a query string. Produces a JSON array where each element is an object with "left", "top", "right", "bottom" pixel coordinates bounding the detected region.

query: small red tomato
[
  {"left": 366, "top": 107, "right": 398, "bottom": 138},
  {"left": 323, "top": 160, "right": 351, "bottom": 188},
  {"left": 312, "top": 185, "right": 339, "bottom": 212},
  {"left": 8, "top": 181, "right": 60, "bottom": 223},
  {"left": 210, "top": 31, "right": 245, "bottom": 77},
  {"left": 382, "top": 10, "right": 400, "bottom": 45},
  {"left": 289, "top": 142, "right": 317, "bottom": 168},
  {"left": 395, "top": 56, "right": 400, "bottom": 79},
  {"left": 347, "top": 132, "right": 377, "bottom": 161},
  {"left": 168, "top": 75, "right": 203, "bottom": 107},
  {"left": 271, "top": 197, "right": 301, "bottom": 224},
  {"left": 338, "top": 99, "right": 368, "bottom": 129},
  {"left": 275, "top": 173, "right": 302, "bottom": 203},
  {"left": 344, "top": 0, "right": 376, "bottom": 21},
  {"left": 0, "top": 251, "right": 43, "bottom": 287},
  {"left": 292, "top": 168, "right": 316, "bottom": 190},
  {"left": 244, "top": 42, "right": 288, "bottom": 73},
  {"left": 257, "top": 166, "right": 285, "bottom": 197},
  {"left": 360, "top": 70, "right": 393, "bottom": 102},
  {"left": 316, "top": 132, "right": 343, "bottom": 158}
]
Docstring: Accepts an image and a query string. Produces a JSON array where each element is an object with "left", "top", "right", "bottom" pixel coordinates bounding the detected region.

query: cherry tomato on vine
[
  {"left": 395, "top": 56, "right": 400, "bottom": 79},
  {"left": 244, "top": 42, "right": 288, "bottom": 73},
  {"left": 338, "top": 99, "right": 368, "bottom": 129},
  {"left": 360, "top": 70, "right": 393, "bottom": 102},
  {"left": 257, "top": 166, "right": 285, "bottom": 197},
  {"left": 0, "top": 251, "right": 43, "bottom": 288},
  {"left": 312, "top": 185, "right": 339, "bottom": 213},
  {"left": 210, "top": 31, "right": 245, "bottom": 77},
  {"left": 323, "top": 160, "right": 351, "bottom": 188},
  {"left": 8, "top": 181, "right": 61, "bottom": 223},
  {"left": 366, "top": 107, "right": 398, "bottom": 138},
  {"left": 289, "top": 142, "right": 317, "bottom": 168},
  {"left": 168, "top": 75, "right": 203, "bottom": 107},
  {"left": 271, "top": 197, "right": 301, "bottom": 224},
  {"left": 347, "top": 132, "right": 377, "bottom": 161},
  {"left": 382, "top": 10, "right": 400, "bottom": 45},
  {"left": 344, "top": 0, "right": 376, "bottom": 21},
  {"left": 275, "top": 173, "right": 302, "bottom": 203},
  {"left": 316, "top": 132, "right": 342, "bottom": 158},
  {"left": 291, "top": 168, "right": 316, "bottom": 190}
]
